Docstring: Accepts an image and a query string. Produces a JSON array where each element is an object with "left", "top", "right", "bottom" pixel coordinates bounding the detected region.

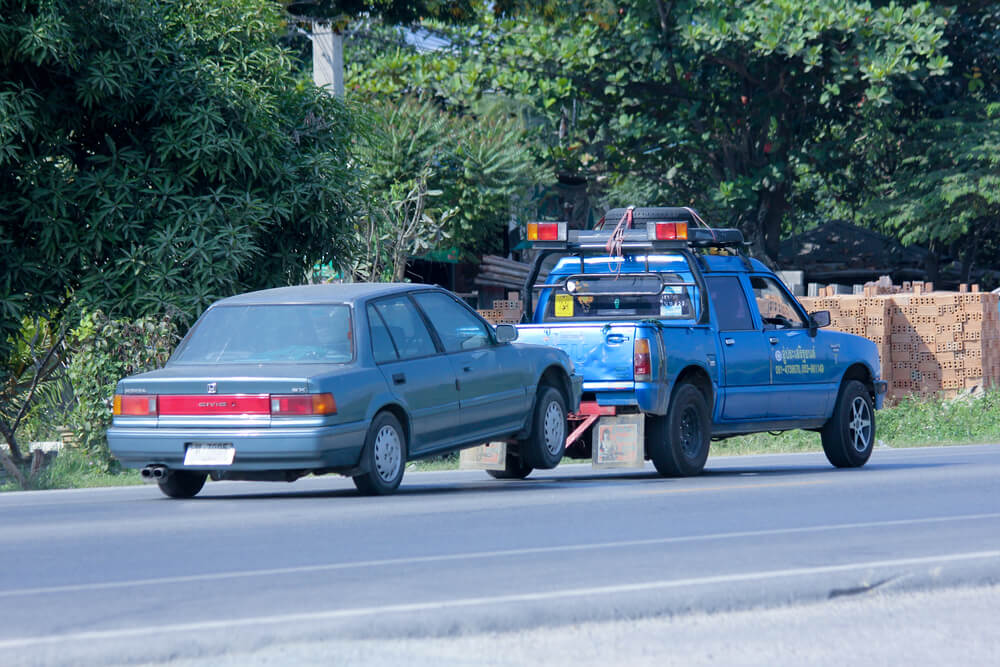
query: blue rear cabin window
[{"left": 539, "top": 254, "right": 700, "bottom": 323}]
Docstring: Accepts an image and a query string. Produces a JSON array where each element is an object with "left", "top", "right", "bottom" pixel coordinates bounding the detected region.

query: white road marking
[
  {"left": 3, "top": 512, "right": 1000, "bottom": 599},
  {"left": 1, "top": 549, "right": 999, "bottom": 650}
]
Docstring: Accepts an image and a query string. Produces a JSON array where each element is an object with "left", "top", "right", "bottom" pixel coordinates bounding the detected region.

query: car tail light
[
  {"left": 647, "top": 221, "right": 689, "bottom": 241},
  {"left": 634, "top": 339, "right": 652, "bottom": 382},
  {"left": 527, "top": 222, "right": 567, "bottom": 241},
  {"left": 270, "top": 393, "right": 337, "bottom": 416},
  {"left": 113, "top": 395, "right": 158, "bottom": 417}
]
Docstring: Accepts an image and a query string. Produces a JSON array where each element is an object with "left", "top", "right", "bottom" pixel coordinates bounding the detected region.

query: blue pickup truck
[{"left": 510, "top": 206, "right": 888, "bottom": 478}]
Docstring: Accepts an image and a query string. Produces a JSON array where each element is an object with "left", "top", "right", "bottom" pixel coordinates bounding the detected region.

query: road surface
[{"left": 2, "top": 444, "right": 999, "bottom": 665}]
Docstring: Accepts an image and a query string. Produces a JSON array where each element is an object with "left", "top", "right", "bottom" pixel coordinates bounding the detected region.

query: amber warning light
[
  {"left": 526, "top": 222, "right": 568, "bottom": 242},
  {"left": 647, "top": 221, "right": 688, "bottom": 241}
]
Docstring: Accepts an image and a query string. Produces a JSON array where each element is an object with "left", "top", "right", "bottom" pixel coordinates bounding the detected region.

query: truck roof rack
[{"left": 527, "top": 226, "right": 746, "bottom": 251}]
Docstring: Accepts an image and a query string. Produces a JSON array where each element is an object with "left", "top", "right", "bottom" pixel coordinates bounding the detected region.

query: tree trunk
[
  {"left": 749, "top": 180, "right": 789, "bottom": 268},
  {"left": 0, "top": 421, "right": 24, "bottom": 464}
]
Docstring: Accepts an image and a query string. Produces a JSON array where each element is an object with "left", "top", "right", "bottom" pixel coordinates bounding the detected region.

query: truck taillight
[
  {"left": 527, "top": 222, "right": 567, "bottom": 241},
  {"left": 647, "top": 221, "right": 688, "bottom": 241},
  {"left": 634, "top": 339, "right": 652, "bottom": 381},
  {"left": 113, "top": 394, "right": 158, "bottom": 417},
  {"left": 270, "top": 393, "right": 337, "bottom": 416}
]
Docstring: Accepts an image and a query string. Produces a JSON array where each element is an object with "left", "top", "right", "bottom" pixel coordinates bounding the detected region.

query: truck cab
[{"left": 512, "top": 206, "right": 887, "bottom": 477}]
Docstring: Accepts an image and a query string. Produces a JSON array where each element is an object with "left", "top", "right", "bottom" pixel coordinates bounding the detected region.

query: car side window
[
  {"left": 367, "top": 304, "right": 399, "bottom": 363},
  {"left": 412, "top": 291, "right": 491, "bottom": 353},
  {"left": 705, "top": 276, "right": 755, "bottom": 331},
  {"left": 370, "top": 296, "right": 438, "bottom": 360},
  {"left": 749, "top": 276, "right": 807, "bottom": 329}
]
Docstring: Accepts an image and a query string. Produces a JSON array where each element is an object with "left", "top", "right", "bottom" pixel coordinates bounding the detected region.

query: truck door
[
  {"left": 705, "top": 276, "right": 771, "bottom": 420},
  {"left": 747, "top": 275, "right": 838, "bottom": 419}
]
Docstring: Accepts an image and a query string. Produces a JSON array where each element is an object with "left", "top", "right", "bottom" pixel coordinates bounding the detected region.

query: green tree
[
  {"left": 1, "top": 0, "right": 359, "bottom": 463},
  {"left": 348, "top": 1, "right": 951, "bottom": 261},
  {"left": 353, "top": 95, "right": 546, "bottom": 260}
]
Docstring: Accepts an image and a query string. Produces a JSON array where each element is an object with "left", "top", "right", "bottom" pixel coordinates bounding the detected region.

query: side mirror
[
  {"left": 809, "top": 310, "right": 830, "bottom": 336},
  {"left": 495, "top": 324, "right": 518, "bottom": 343}
]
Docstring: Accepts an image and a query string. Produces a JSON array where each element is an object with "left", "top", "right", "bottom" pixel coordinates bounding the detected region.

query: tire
[
  {"left": 647, "top": 383, "right": 711, "bottom": 477},
  {"left": 518, "top": 385, "right": 567, "bottom": 470},
  {"left": 157, "top": 470, "right": 207, "bottom": 499},
  {"left": 604, "top": 207, "right": 695, "bottom": 225},
  {"left": 353, "top": 412, "right": 407, "bottom": 495},
  {"left": 821, "top": 380, "right": 875, "bottom": 468},
  {"left": 486, "top": 452, "right": 534, "bottom": 480}
]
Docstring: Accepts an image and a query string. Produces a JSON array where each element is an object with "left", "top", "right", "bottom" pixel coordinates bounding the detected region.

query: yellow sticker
[{"left": 554, "top": 293, "right": 574, "bottom": 317}]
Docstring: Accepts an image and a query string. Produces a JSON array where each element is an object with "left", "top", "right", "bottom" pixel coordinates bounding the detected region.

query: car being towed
[{"left": 108, "top": 283, "right": 582, "bottom": 498}]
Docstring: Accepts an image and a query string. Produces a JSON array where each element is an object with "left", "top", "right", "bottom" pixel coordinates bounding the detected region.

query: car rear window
[{"left": 170, "top": 304, "right": 354, "bottom": 364}]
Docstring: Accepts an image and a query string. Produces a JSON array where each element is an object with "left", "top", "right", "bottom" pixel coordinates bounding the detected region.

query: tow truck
[{"left": 486, "top": 206, "right": 888, "bottom": 478}]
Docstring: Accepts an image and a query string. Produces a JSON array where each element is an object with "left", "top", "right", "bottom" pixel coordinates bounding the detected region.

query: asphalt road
[{"left": 3, "top": 444, "right": 1000, "bottom": 666}]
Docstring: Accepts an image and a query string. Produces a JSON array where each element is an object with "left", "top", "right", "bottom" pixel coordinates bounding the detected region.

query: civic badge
[{"left": 207, "top": 382, "right": 217, "bottom": 394}]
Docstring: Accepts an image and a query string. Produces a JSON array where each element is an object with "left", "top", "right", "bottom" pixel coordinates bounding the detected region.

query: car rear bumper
[{"left": 108, "top": 421, "right": 368, "bottom": 472}]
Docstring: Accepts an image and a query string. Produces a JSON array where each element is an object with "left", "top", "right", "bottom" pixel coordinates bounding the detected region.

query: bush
[{"left": 66, "top": 311, "right": 178, "bottom": 471}]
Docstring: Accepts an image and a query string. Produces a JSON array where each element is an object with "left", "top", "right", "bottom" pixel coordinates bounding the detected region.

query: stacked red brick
[
  {"left": 477, "top": 292, "right": 524, "bottom": 325},
  {"left": 799, "top": 284, "right": 999, "bottom": 403}
]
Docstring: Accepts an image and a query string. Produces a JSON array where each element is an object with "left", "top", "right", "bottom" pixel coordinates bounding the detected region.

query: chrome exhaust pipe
[{"left": 141, "top": 465, "right": 168, "bottom": 481}]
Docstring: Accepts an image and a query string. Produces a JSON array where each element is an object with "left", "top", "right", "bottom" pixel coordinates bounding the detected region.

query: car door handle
[
  {"left": 605, "top": 333, "right": 628, "bottom": 345},
  {"left": 724, "top": 338, "right": 735, "bottom": 346},
  {"left": 392, "top": 373, "right": 406, "bottom": 385},
  {"left": 769, "top": 337, "right": 779, "bottom": 345},
  {"left": 463, "top": 366, "right": 473, "bottom": 372}
]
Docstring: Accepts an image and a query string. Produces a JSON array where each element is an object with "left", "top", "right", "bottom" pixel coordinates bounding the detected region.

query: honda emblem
[{"left": 207, "top": 382, "right": 217, "bottom": 394}]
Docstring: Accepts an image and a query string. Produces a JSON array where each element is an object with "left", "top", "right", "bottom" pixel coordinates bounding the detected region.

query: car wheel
[
  {"left": 519, "top": 385, "right": 566, "bottom": 470},
  {"left": 647, "top": 383, "right": 711, "bottom": 477},
  {"left": 486, "top": 452, "right": 533, "bottom": 480},
  {"left": 821, "top": 380, "right": 875, "bottom": 468},
  {"left": 353, "top": 412, "right": 407, "bottom": 495},
  {"left": 157, "top": 470, "right": 207, "bottom": 499}
]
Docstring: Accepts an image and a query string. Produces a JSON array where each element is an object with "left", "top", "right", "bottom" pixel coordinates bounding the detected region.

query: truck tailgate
[{"left": 517, "top": 323, "right": 637, "bottom": 383}]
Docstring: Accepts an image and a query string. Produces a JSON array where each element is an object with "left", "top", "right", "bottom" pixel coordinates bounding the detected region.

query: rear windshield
[
  {"left": 170, "top": 304, "right": 353, "bottom": 364},
  {"left": 541, "top": 272, "right": 700, "bottom": 322}
]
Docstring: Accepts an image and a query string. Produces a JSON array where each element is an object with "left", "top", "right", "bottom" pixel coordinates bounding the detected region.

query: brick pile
[
  {"left": 799, "top": 282, "right": 1000, "bottom": 403},
  {"left": 477, "top": 292, "right": 524, "bottom": 325}
]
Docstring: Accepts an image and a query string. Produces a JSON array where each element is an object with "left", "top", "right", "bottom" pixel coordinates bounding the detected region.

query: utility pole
[{"left": 311, "top": 21, "right": 344, "bottom": 98}]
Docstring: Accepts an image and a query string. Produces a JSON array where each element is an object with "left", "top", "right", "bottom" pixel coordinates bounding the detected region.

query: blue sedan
[{"left": 108, "top": 283, "right": 582, "bottom": 497}]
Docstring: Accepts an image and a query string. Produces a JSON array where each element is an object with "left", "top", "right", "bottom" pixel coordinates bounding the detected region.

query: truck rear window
[{"left": 541, "top": 273, "right": 700, "bottom": 322}]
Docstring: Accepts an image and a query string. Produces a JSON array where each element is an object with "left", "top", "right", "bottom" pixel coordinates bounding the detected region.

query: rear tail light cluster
[
  {"left": 113, "top": 393, "right": 337, "bottom": 417},
  {"left": 634, "top": 339, "right": 652, "bottom": 382}
]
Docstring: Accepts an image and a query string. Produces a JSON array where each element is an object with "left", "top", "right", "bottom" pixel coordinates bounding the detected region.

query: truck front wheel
[
  {"left": 821, "top": 380, "right": 875, "bottom": 468},
  {"left": 647, "top": 383, "right": 711, "bottom": 477}
]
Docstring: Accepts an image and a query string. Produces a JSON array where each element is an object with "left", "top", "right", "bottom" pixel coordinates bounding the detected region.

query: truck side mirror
[
  {"left": 495, "top": 324, "right": 518, "bottom": 343},
  {"left": 809, "top": 310, "right": 830, "bottom": 336}
]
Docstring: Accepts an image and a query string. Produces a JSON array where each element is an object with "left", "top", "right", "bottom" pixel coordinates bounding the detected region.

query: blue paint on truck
[{"left": 516, "top": 207, "right": 887, "bottom": 475}]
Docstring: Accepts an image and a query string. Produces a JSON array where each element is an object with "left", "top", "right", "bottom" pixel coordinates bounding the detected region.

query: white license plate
[{"left": 183, "top": 443, "right": 235, "bottom": 466}]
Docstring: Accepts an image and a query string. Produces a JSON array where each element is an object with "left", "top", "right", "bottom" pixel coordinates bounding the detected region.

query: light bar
[
  {"left": 647, "top": 221, "right": 689, "bottom": 241},
  {"left": 527, "top": 222, "right": 568, "bottom": 242}
]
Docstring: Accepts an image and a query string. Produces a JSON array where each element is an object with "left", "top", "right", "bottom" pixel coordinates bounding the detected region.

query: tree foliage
[
  {"left": 347, "top": 1, "right": 952, "bottom": 261},
  {"left": 353, "top": 95, "right": 546, "bottom": 258},
  {"left": 0, "top": 0, "right": 358, "bottom": 367}
]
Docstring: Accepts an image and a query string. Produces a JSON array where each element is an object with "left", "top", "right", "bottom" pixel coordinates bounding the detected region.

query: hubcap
[
  {"left": 848, "top": 397, "right": 872, "bottom": 453},
  {"left": 542, "top": 399, "right": 565, "bottom": 457},
  {"left": 373, "top": 424, "right": 402, "bottom": 482},
  {"left": 679, "top": 406, "right": 702, "bottom": 459}
]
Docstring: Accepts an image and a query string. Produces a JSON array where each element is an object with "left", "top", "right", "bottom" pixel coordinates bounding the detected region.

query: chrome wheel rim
[
  {"left": 542, "top": 399, "right": 565, "bottom": 457},
  {"left": 848, "top": 397, "right": 872, "bottom": 453},
  {"left": 373, "top": 424, "right": 402, "bottom": 482}
]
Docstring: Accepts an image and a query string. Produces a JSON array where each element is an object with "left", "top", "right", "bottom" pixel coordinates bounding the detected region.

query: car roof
[{"left": 212, "top": 283, "right": 437, "bottom": 306}]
